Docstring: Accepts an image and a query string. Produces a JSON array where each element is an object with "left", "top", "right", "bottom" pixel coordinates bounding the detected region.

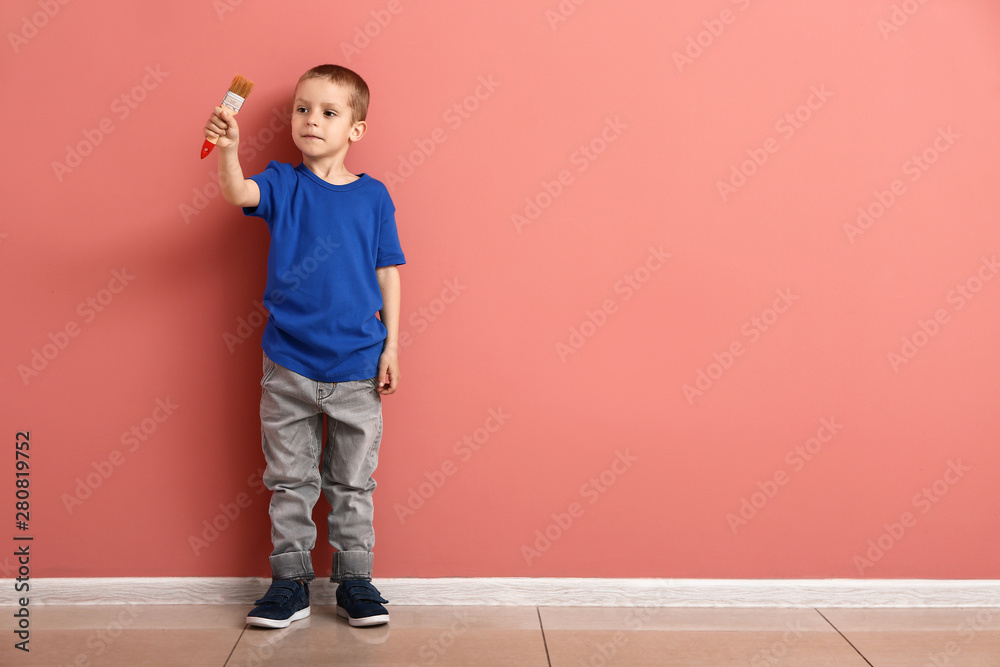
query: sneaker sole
[
  {"left": 337, "top": 606, "right": 389, "bottom": 627},
  {"left": 246, "top": 607, "right": 310, "bottom": 629}
]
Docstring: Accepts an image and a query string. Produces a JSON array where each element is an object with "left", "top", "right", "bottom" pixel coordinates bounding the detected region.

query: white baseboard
[{"left": 6, "top": 578, "right": 1000, "bottom": 607}]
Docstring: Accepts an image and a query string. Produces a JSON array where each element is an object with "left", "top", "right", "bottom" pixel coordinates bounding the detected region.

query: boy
[{"left": 204, "top": 64, "right": 404, "bottom": 628}]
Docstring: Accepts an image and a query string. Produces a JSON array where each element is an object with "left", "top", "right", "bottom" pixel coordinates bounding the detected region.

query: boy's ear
[{"left": 350, "top": 120, "right": 367, "bottom": 143}]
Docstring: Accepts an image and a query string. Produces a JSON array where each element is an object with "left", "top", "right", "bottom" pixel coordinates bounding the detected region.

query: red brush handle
[{"left": 200, "top": 139, "right": 215, "bottom": 160}]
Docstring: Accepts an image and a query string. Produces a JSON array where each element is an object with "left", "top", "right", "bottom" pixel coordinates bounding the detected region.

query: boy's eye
[
  {"left": 296, "top": 107, "right": 307, "bottom": 113},
  {"left": 324, "top": 110, "right": 336, "bottom": 117}
]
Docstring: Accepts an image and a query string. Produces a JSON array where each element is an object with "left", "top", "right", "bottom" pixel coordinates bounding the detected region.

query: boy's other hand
[
  {"left": 377, "top": 349, "right": 399, "bottom": 395},
  {"left": 205, "top": 106, "right": 240, "bottom": 149}
]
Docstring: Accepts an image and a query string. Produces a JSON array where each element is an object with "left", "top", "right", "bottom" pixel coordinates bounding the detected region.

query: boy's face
[{"left": 291, "top": 77, "right": 365, "bottom": 160}]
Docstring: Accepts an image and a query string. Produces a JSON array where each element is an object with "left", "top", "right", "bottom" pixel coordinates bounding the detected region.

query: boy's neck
[{"left": 301, "top": 154, "right": 360, "bottom": 186}]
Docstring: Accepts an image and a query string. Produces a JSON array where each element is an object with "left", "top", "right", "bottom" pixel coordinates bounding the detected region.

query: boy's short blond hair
[{"left": 297, "top": 64, "right": 370, "bottom": 123}]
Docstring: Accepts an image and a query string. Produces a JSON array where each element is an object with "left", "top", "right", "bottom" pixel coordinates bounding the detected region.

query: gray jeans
[{"left": 259, "top": 351, "right": 383, "bottom": 583}]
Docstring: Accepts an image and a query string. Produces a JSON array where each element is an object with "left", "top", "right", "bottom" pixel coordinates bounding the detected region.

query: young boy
[{"left": 204, "top": 64, "right": 404, "bottom": 628}]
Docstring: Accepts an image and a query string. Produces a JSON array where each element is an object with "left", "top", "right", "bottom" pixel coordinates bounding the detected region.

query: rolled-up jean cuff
[
  {"left": 269, "top": 551, "right": 315, "bottom": 582},
  {"left": 330, "top": 551, "right": 373, "bottom": 582}
]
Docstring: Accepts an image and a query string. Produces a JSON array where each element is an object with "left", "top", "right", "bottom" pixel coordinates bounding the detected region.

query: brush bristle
[{"left": 228, "top": 74, "right": 255, "bottom": 99}]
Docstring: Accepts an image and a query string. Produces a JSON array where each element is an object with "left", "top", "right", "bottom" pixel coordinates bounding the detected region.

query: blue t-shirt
[{"left": 244, "top": 161, "right": 405, "bottom": 382}]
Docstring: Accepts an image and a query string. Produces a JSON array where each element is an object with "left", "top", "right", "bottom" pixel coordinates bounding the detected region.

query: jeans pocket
[{"left": 261, "top": 352, "right": 277, "bottom": 387}]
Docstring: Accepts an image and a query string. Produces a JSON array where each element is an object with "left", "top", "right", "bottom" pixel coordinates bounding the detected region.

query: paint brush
[{"left": 201, "top": 74, "right": 255, "bottom": 159}]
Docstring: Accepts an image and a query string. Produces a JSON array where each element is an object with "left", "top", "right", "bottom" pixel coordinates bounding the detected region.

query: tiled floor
[{"left": 3, "top": 604, "right": 1000, "bottom": 665}]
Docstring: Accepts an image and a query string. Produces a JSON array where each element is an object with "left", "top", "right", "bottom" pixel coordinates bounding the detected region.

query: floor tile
[
  {"left": 540, "top": 607, "right": 871, "bottom": 667},
  {"left": 227, "top": 605, "right": 550, "bottom": 667},
  {"left": 540, "top": 606, "right": 834, "bottom": 631},
  {"left": 4, "top": 603, "right": 998, "bottom": 666},
  {"left": 820, "top": 608, "right": 1000, "bottom": 667},
  {"left": 0, "top": 605, "right": 246, "bottom": 666}
]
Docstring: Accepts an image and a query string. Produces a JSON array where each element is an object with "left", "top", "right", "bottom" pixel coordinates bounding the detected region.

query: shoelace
[{"left": 254, "top": 581, "right": 301, "bottom": 606}]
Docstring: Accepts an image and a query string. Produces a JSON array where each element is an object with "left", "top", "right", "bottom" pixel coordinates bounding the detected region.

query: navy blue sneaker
[
  {"left": 336, "top": 579, "right": 389, "bottom": 627},
  {"left": 247, "top": 579, "right": 310, "bottom": 629}
]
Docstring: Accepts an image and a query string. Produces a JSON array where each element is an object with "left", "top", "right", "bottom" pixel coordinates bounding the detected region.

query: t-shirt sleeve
[
  {"left": 242, "top": 161, "right": 289, "bottom": 224},
  {"left": 376, "top": 189, "right": 406, "bottom": 268}
]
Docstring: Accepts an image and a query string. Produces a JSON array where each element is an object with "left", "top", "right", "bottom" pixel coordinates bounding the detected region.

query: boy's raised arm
[{"left": 205, "top": 106, "right": 260, "bottom": 208}]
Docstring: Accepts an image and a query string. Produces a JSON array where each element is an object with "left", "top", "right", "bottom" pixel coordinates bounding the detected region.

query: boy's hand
[
  {"left": 377, "top": 349, "right": 399, "bottom": 395},
  {"left": 204, "top": 106, "right": 240, "bottom": 150}
]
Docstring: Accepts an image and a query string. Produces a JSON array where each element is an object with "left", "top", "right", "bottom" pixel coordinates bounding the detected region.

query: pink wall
[{"left": 3, "top": 0, "right": 1000, "bottom": 581}]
